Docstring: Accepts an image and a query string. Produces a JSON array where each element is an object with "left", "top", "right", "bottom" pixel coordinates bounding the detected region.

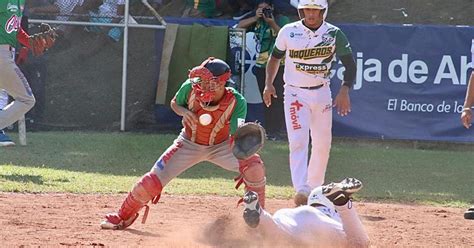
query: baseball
[{"left": 199, "top": 113, "right": 212, "bottom": 126}]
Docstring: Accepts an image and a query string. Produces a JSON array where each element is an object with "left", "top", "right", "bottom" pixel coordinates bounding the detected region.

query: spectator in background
[
  {"left": 29, "top": 0, "right": 85, "bottom": 22},
  {"left": 229, "top": 0, "right": 255, "bottom": 20},
  {"left": 237, "top": 0, "right": 290, "bottom": 140},
  {"left": 28, "top": 0, "right": 88, "bottom": 45},
  {"left": 87, "top": 0, "right": 126, "bottom": 42}
]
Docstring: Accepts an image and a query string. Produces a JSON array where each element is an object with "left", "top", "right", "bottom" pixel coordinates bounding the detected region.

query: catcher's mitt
[
  {"left": 29, "top": 23, "right": 58, "bottom": 56},
  {"left": 232, "top": 122, "right": 266, "bottom": 160}
]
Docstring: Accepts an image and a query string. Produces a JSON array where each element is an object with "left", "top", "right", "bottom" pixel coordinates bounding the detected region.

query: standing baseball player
[
  {"left": 242, "top": 177, "right": 370, "bottom": 247},
  {"left": 263, "top": 0, "right": 356, "bottom": 205},
  {"left": 0, "top": 1, "right": 56, "bottom": 132},
  {"left": 100, "top": 57, "right": 267, "bottom": 230},
  {"left": 460, "top": 39, "right": 474, "bottom": 220},
  {"left": 0, "top": 0, "right": 34, "bottom": 130}
]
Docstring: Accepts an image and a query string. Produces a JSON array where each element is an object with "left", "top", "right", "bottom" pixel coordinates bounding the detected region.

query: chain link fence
[{"left": 19, "top": 0, "right": 165, "bottom": 131}]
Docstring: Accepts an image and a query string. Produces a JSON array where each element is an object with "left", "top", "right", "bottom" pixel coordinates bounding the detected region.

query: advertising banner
[{"left": 328, "top": 24, "right": 474, "bottom": 142}]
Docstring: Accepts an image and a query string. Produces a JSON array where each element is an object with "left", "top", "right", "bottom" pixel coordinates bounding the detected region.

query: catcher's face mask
[{"left": 188, "top": 65, "right": 229, "bottom": 104}]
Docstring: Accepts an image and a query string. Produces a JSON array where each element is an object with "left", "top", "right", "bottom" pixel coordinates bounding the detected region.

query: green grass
[{"left": 1, "top": 132, "right": 473, "bottom": 207}]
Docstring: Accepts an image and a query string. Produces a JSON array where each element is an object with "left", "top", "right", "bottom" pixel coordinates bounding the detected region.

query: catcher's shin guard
[
  {"left": 235, "top": 154, "right": 266, "bottom": 208},
  {"left": 103, "top": 172, "right": 162, "bottom": 229}
]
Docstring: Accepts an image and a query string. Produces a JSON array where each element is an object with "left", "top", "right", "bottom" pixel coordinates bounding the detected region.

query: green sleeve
[
  {"left": 335, "top": 29, "right": 353, "bottom": 56},
  {"left": 174, "top": 79, "right": 193, "bottom": 107},
  {"left": 229, "top": 88, "right": 247, "bottom": 134}
]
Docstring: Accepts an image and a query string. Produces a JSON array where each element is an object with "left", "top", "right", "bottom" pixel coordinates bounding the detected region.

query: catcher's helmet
[
  {"left": 307, "top": 186, "right": 333, "bottom": 209},
  {"left": 189, "top": 57, "right": 233, "bottom": 104},
  {"left": 201, "top": 57, "right": 233, "bottom": 84},
  {"left": 297, "top": 0, "right": 328, "bottom": 20}
]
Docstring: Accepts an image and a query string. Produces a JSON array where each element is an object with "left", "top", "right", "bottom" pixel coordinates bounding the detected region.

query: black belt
[{"left": 297, "top": 84, "right": 324, "bottom": 90}]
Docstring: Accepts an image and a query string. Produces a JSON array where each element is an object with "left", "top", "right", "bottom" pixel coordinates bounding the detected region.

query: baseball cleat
[
  {"left": 100, "top": 212, "right": 139, "bottom": 230},
  {"left": 243, "top": 191, "right": 261, "bottom": 228},
  {"left": 0, "top": 130, "right": 15, "bottom": 147},
  {"left": 322, "top": 177, "right": 363, "bottom": 206},
  {"left": 294, "top": 190, "right": 310, "bottom": 206}
]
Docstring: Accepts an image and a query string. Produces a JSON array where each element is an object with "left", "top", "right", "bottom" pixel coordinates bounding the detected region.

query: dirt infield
[{"left": 1, "top": 193, "right": 472, "bottom": 247}]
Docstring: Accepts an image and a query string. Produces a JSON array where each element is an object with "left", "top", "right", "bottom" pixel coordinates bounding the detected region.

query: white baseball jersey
[
  {"left": 257, "top": 204, "right": 369, "bottom": 247},
  {"left": 274, "top": 20, "right": 352, "bottom": 87}
]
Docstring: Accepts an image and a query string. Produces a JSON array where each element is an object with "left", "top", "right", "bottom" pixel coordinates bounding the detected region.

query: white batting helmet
[
  {"left": 297, "top": 0, "right": 328, "bottom": 10},
  {"left": 307, "top": 186, "right": 333, "bottom": 208},
  {"left": 297, "top": 0, "right": 328, "bottom": 20}
]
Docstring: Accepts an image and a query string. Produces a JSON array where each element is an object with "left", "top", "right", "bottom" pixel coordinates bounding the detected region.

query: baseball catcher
[
  {"left": 101, "top": 57, "right": 267, "bottom": 230},
  {"left": 0, "top": 0, "right": 58, "bottom": 131}
]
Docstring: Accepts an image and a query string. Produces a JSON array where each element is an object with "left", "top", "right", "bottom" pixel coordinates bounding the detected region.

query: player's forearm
[
  {"left": 237, "top": 16, "right": 258, "bottom": 29},
  {"left": 463, "top": 72, "right": 474, "bottom": 109},
  {"left": 170, "top": 98, "right": 188, "bottom": 117},
  {"left": 265, "top": 56, "right": 281, "bottom": 87},
  {"left": 339, "top": 54, "right": 356, "bottom": 88},
  {"left": 336, "top": 205, "right": 370, "bottom": 248}
]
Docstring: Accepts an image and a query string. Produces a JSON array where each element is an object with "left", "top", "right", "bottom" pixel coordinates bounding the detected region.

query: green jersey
[{"left": 0, "top": 0, "right": 24, "bottom": 46}]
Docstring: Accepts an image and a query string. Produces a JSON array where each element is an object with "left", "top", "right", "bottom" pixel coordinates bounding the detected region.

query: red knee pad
[
  {"left": 237, "top": 154, "right": 266, "bottom": 208},
  {"left": 118, "top": 172, "right": 163, "bottom": 221}
]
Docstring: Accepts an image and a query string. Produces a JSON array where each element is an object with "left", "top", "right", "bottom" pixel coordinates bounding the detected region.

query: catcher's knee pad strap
[
  {"left": 243, "top": 177, "right": 266, "bottom": 188},
  {"left": 118, "top": 172, "right": 163, "bottom": 220}
]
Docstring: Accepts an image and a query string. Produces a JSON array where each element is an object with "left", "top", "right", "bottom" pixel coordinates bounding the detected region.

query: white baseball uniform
[
  {"left": 256, "top": 202, "right": 369, "bottom": 247},
  {"left": 274, "top": 20, "right": 353, "bottom": 193}
]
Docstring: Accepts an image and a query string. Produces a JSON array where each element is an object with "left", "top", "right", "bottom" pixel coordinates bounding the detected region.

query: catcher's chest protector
[{"left": 185, "top": 89, "right": 237, "bottom": 145}]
